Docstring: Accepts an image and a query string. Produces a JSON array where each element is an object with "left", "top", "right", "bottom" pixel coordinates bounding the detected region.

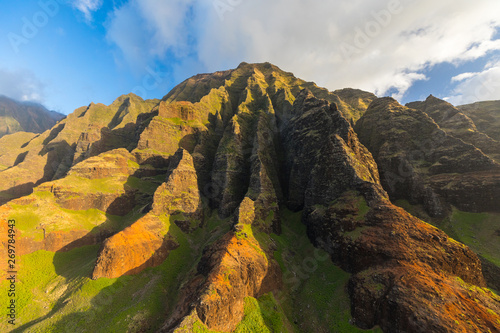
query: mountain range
[
  {"left": 0, "top": 96, "right": 65, "bottom": 139},
  {"left": 0, "top": 62, "right": 499, "bottom": 333}
]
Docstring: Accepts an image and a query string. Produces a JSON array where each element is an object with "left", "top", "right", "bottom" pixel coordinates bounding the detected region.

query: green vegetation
[
  {"left": 0, "top": 218, "right": 202, "bottom": 333},
  {"left": 446, "top": 209, "right": 500, "bottom": 267},
  {"left": 57, "top": 175, "right": 124, "bottom": 194},
  {"left": 234, "top": 295, "right": 286, "bottom": 333},
  {"left": 0, "top": 199, "right": 385, "bottom": 332},
  {"left": 8, "top": 190, "right": 148, "bottom": 240},
  {"left": 9, "top": 196, "right": 106, "bottom": 238},
  {"left": 0, "top": 245, "right": 100, "bottom": 333},
  {"left": 191, "top": 294, "right": 286, "bottom": 333},
  {"left": 271, "top": 209, "right": 382, "bottom": 333},
  {"left": 127, "top": 159, "right": 140, "bottom": 169},
  {"left": 356, "top": 195, "right": 370, "bottom": 220},
  {"left": 125, "top": 176, "right": 160, "bottom": 194}
]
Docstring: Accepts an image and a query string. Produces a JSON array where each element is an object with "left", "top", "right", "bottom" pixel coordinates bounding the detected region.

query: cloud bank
[
  {"left": 447, "top": 59, "right": 500, "bottom": 105},
  {"left": 0, "top": 68, "right": 46, "bottom": 103},
  {"left": 105, "top": 0, "right": 500, "bottom": 101}
]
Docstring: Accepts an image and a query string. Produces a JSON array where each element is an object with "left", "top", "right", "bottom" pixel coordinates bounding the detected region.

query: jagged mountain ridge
[
  {"left": 0, "top": 63, "right": 499, "bottom": 333},
  {"left": 0, "top": 93, "right": 158, "bottom": 204},
  {"left": 355, "top": 97, "right": 500, "bottom": 217}
]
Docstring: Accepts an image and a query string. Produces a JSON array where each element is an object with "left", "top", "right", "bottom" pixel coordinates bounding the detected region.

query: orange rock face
[
  {"left": 162, "top": 231, "right": 281, "bottom": 332},
  {"left": 92, "top": 214, "right": 178, "bottom": 279},
  {"left": 350, "top": 262, "right": 500, "bottom": 332}
]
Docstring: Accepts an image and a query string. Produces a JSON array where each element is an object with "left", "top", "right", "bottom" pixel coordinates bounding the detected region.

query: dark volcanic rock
[
  {"left": 281, "top": 90, "right": 386, "bottom": 210},
  {"left": 355, "top": 97, "right": 500, "bottom": 216},
  {"left": 407, "top": 95, "right": 500, "bottom": 160},
  {"left": 458, "top": 100, "right": 500, "bottom": 141},
  {"left": 278, "top": 92, "right": 499, "bottom": 333}
]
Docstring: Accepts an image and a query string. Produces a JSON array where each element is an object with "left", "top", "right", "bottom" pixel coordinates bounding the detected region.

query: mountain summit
[{"left": 0, "top": 63, "right": 499, "bottom": 332}]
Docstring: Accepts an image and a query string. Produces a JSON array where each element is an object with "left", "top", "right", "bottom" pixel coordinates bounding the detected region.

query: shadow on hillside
[
  {"left": 0, "top": 182, "right": 34, "bottom": 205},
  {"left": 480, "top": 256, "right": 500, "bottom": 293},
  {"left": 42, "top": 123, "right": 65, "bottom": 145},
  {"left": 20, "top": 133, "right": 41, "bottom": 148},
  {"left": 90, "top": 124, "right": 137, "bottom": 159},
  {"left": 39, "top": 140, "right": 75, "bottom": 182},
  {"left": 13, "top": 151, "right": 28, "bottom": 166},
  {"left": 51, "top": 206, "right": 150, "bottom": 279},
  {"left": 0, "top": 140, "right": 73, "bottom": 204},
  {"left": 11, "top": 272, "right": 138, "bottom": 333},
  {"left": 50, "top": 165, "right": 173, "bottom": 280}
]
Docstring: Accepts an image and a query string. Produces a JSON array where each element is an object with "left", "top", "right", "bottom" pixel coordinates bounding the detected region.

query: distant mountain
[
  {"left": 0, "top": 63, "right": 499, "bottom": 333},
  {"left": 457, "top": 100, "right": 500, "bottom": 142},
  {"left": 0, "top": 95, "right": 65, "bottom": 138}
]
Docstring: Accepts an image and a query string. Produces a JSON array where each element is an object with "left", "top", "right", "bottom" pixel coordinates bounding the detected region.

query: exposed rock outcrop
[
  {"left": 278, "top": 92, "right": 499, "bottom": 332},
  {"left": 458, "top": 100, "right": 500, "bottom": 141},
  {"left": 152, "top": 148, "right": 202, "bottom": 217},
  {"left": 92, "top": 214, "right": 178, "bottom": 279},
  {"left": 281, "top": 90, "right": 385, "bottom": 210},
  {"left": 355, "top": 97, "right": 500, "bottom": 216},
  {"left": 165, "top": 232, "right": 274, "bottom": 332},
  {"left": 407, "top": 95, "right": 500, "bottom": 160}
]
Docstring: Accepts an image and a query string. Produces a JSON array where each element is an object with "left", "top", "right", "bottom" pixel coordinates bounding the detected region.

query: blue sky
[{"left": 1, "top": 0, "right": 499, "bottom": 115}]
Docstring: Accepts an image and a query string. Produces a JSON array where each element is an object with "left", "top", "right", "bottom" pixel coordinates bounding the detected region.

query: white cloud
[
  {"left": 106, "top": 0, "right": 500, "bottom": 100},
  {"left": 106, "top": 0, "right": 196, "bottom": 72},
  {"left": 446, "top": 61, "right": 500, "bottom": 105},
  {"left": 0, "top": 68, "right": 45, "bottom": 102},
  {"left": 451, "top": 72, "right": 478, "bottom": 83},
  {"left": 72, "top": 0, "right": 102, "bottom": 21}
]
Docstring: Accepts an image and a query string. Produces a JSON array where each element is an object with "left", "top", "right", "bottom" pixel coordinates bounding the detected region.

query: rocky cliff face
[
  {"left": 407, "top": 95, "right": 500, "bottom": 161},
  {"left": 92, "top": 214, "right": 179, "bottom": 279},
  {"left": 355, "top": 97, "right": 500, "bottom": 217},
  {"left": 458, "top": 100, "right": 500, "bottom": 141},
  {"left": 0, "top": 63, "right": 499, "bottom": 333}
]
